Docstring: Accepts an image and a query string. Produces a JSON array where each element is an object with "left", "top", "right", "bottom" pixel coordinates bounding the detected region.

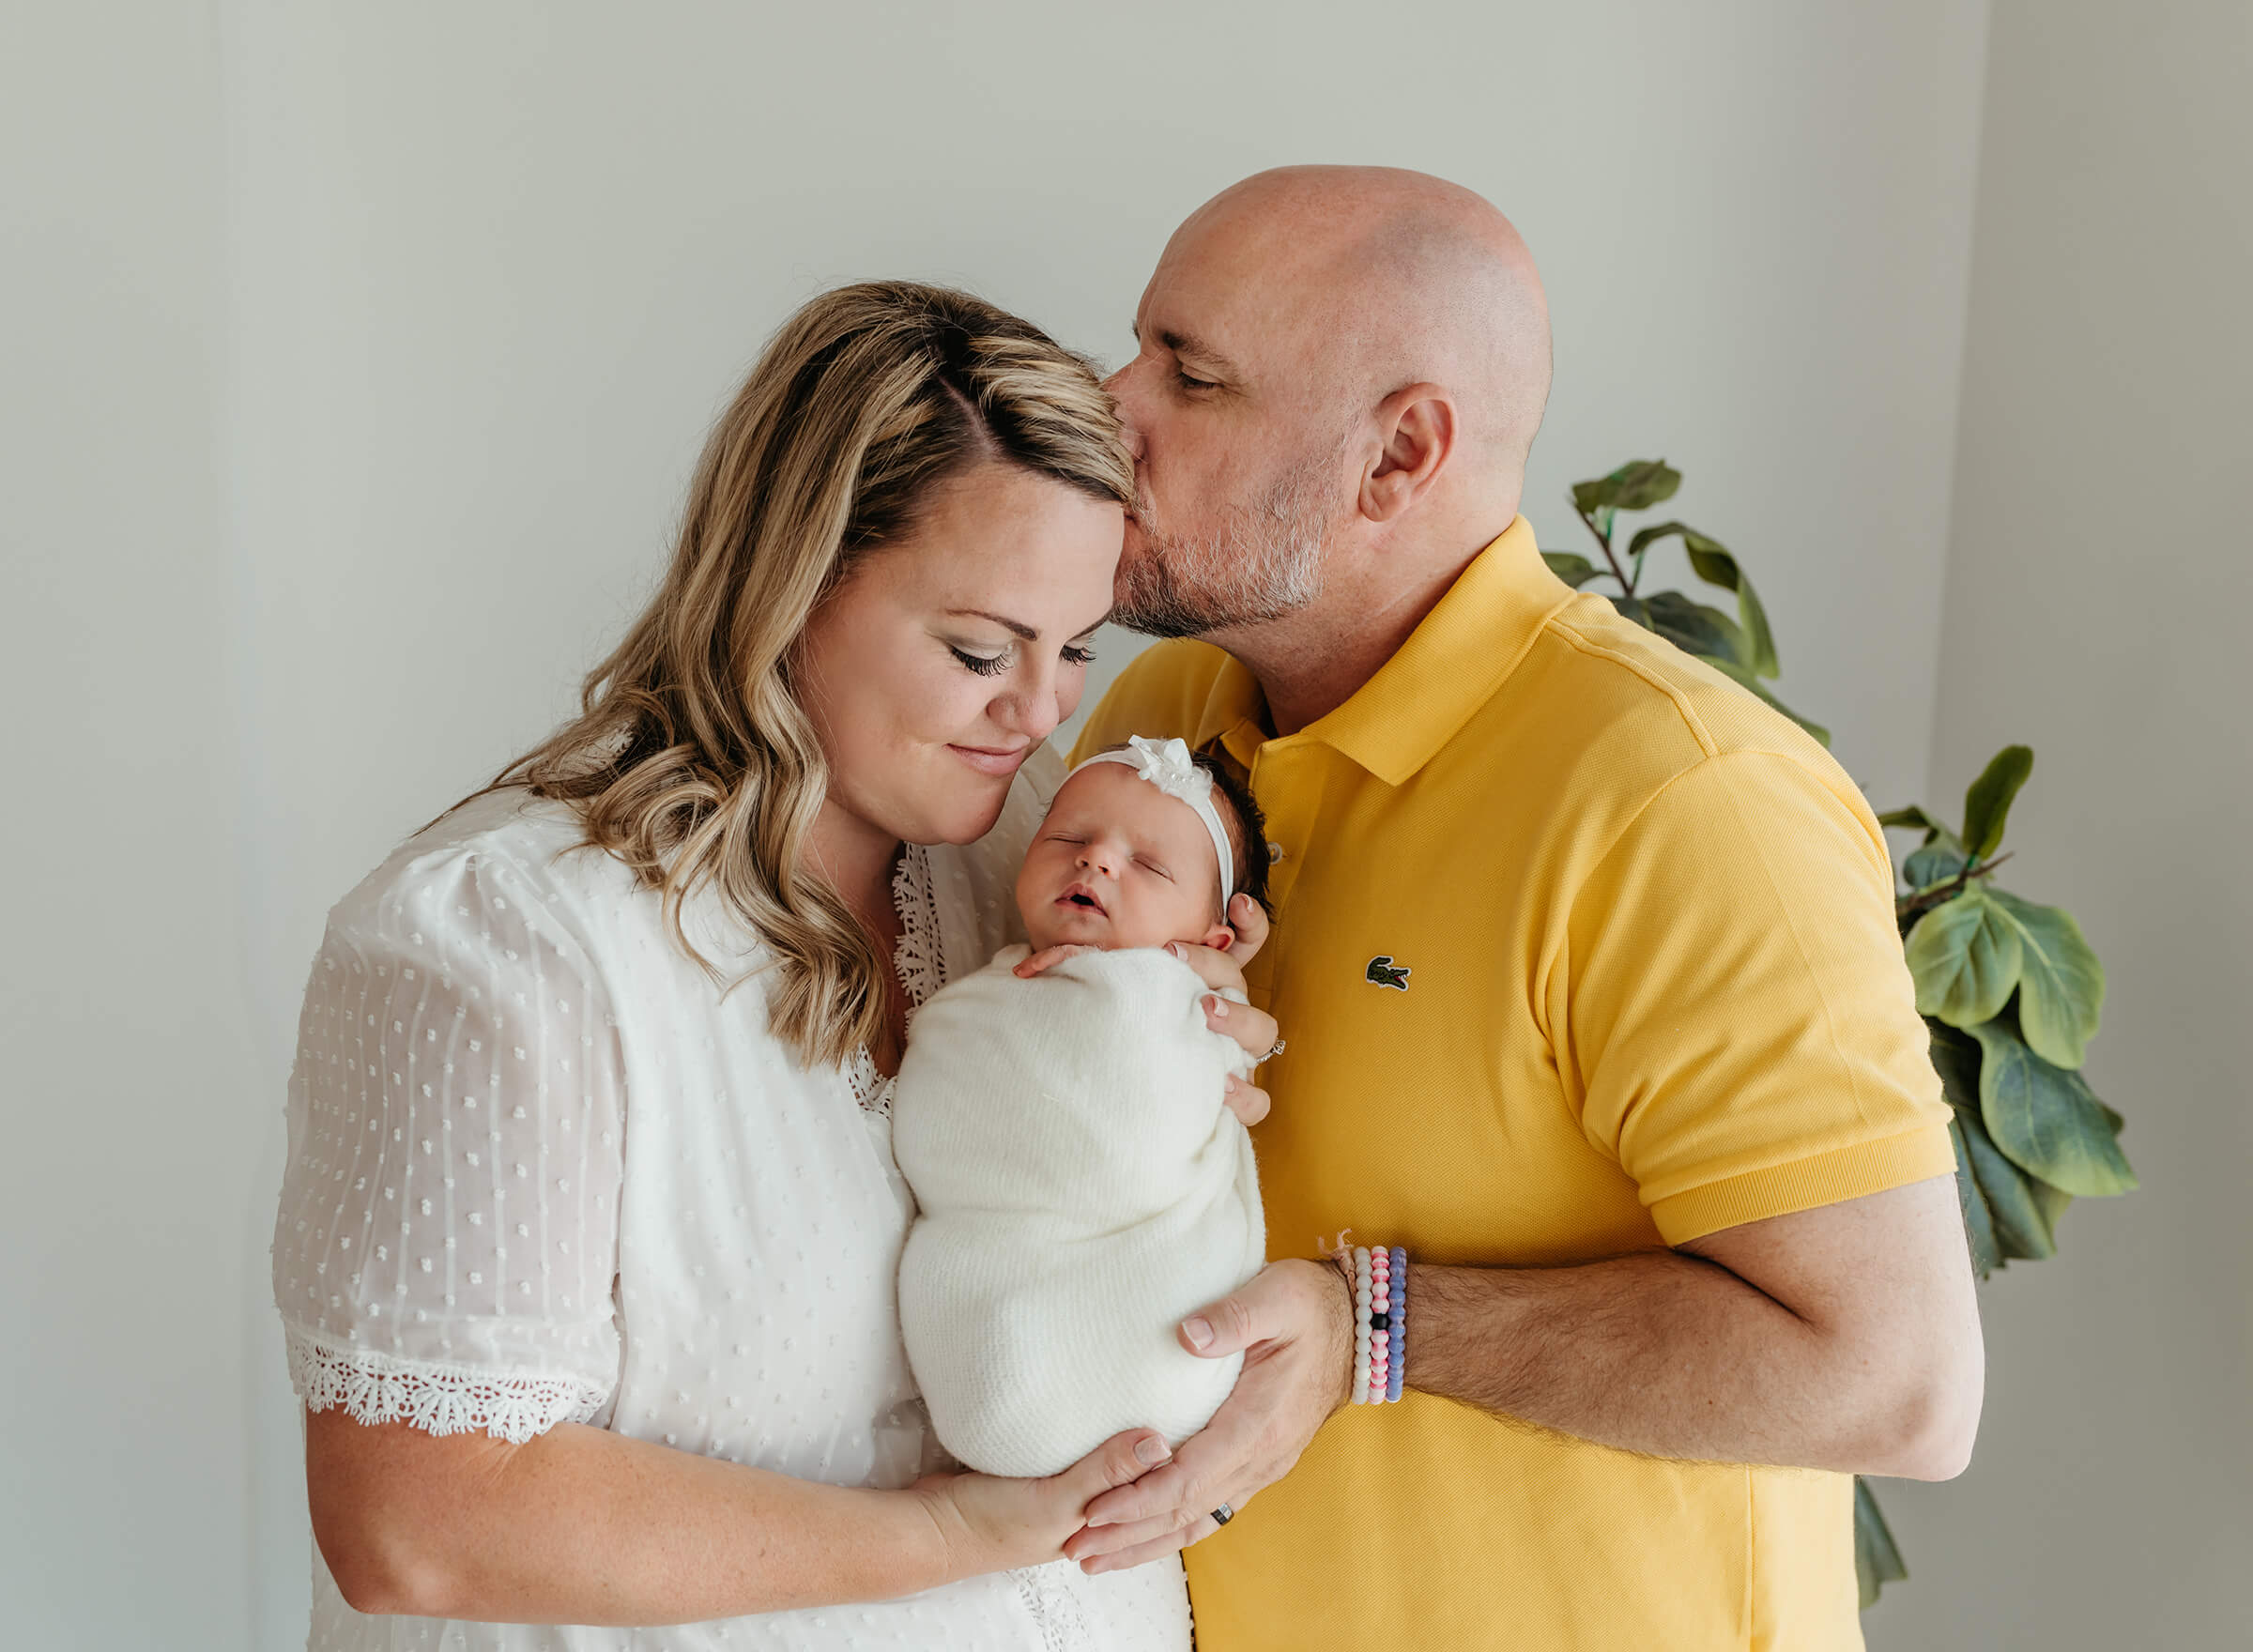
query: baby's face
[{"left": 1016, "top": 762, "right": 1234, "bottom": 954}]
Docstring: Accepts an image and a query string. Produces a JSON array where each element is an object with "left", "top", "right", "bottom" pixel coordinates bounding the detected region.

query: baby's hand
[{"left": 1014, "top": 943, "right": 1096, "bottom": 979}]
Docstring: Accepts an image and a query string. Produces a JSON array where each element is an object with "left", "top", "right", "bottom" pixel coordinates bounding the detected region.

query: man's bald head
[
  {"left": 1167, "top": 166, "right": 1552, "bottom": 472},
  {"left": 1106, "top": 165, "right": 1550, "bottom": 649}
]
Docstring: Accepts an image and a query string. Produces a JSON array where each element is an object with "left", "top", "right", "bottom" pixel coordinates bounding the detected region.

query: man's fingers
[
  {"left": 1081, "top": 1514, "right": 1223, "bottom": 1575},
  {"left": 1176, "top": 1276, "right": 1276, "bottom": 1359},
  {"left": 1065, "top": 1507, "right": 1189, "bottom": 1561}
]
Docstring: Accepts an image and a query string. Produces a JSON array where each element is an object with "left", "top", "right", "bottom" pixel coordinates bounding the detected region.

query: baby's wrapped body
[{"left": 895, "top": 942, "right": 1265, "bottom": 1477}]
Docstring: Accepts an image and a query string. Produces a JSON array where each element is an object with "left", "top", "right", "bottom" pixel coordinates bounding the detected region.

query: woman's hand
[{"left": 912, "top": 1429, "right": 1174, "bottom": 1579}]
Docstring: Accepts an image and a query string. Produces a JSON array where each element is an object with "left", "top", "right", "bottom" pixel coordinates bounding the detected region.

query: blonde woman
[{"left": 270, "top": 282, "right": 1279, "bottom": 1650}]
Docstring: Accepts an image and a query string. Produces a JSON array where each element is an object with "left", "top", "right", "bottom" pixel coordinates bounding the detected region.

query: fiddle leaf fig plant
[{"left": 1567, "top": 464, "right": 2138, "bottom": 1610}]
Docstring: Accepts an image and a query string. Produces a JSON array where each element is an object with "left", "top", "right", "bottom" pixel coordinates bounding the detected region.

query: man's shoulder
[
  {"left": 1072, "top": 639, "right": 1233, "bottom": 759},
  {"left": 1525, "top": 595, "right": 1847, "bottom": 780}
]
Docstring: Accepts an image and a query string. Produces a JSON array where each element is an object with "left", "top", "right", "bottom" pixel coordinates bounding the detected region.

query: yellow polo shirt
[{"left": 1074, "top": 518, "right": 1954, "bottom": 1652}]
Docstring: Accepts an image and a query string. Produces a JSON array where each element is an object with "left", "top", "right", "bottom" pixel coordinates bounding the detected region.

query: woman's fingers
[
  {"left": 1226, "top": 895, "right": 1271, "bottom": 965},
  {"left": 1221, "top": 1076, "right": 1269, "bottom": 1127},
  {"left": 1056, "top": 1429, "right": 1173, "bottom": 1511},
  {"left": 1165, "top": 942, "right": 1248, "bottom": 995},
  {"left": 1203, "top": 996, "right": 1279, "bottom": 1062}
]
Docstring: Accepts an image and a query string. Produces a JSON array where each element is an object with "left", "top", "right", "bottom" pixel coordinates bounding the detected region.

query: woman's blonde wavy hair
[{"left": 481, "top": 281, "right": 1132, "bottom": 1068}]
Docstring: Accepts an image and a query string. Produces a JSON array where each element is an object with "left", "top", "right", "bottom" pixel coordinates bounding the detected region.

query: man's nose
[{"left": 1101, "top": 364, "right": 1149, "bottom": 463}]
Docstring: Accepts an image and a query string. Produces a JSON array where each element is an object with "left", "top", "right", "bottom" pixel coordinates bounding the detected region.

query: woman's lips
[{"left": 948, "top": 742, "right": 1033, "bottom": 777}]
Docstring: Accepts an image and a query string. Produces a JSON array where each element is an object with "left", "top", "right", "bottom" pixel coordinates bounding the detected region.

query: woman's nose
[{"left": 990, "top": 681, "right": 1063, "bottom": 746}]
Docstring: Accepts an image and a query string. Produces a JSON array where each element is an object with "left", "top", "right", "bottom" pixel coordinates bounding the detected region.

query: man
[{"left": 1061, "top": 167, "right": 1984, "bottom": 1650}]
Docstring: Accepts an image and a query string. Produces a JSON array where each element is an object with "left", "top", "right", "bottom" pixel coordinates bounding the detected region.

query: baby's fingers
[{"left": 1015, "top": 944, "right": 1091, "bottom": 978}]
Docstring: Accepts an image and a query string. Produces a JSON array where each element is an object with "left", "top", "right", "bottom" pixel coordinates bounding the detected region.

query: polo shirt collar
[{"left": 1192, "top": 517, "right": 1571, "bottom": 786}]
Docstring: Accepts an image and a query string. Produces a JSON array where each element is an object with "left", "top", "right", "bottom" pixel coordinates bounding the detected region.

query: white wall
[
  {"left": 8, "top": 3, "right": 2000, "bottom": 1644},
  {"left": 1862, "top": 3, "right": 2253, "bottom": 1645},
  {"left": 0, "top": 6, "right": 254, "bottom": 1644}
]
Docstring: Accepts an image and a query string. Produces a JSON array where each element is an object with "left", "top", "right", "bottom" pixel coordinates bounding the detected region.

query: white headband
[{"left": 1066, "top": 734, "right": 1236, "bottom": 907}]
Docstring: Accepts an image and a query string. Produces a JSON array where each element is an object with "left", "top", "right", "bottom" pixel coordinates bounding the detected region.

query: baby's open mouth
[{"left": 1059, "top": 883, "right": 1108, "bottom": 916}]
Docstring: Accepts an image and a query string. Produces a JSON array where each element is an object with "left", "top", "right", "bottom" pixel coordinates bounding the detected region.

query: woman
[{"left": 270, "top": 281, "right": 1279, "bottom": 1649}]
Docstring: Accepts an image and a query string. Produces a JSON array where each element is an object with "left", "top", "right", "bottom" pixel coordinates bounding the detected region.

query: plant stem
[
  {"left": 1896, "top": 851, "right": 2015, "bottom": 923},
  {"left": 1577, "top": 507, "right": 1634, "bottom": 594}
]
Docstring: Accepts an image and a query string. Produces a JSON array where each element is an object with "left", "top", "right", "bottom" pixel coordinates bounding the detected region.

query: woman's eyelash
[{"left": 952, "top": 643, "right": 1097, "bottom": 674}]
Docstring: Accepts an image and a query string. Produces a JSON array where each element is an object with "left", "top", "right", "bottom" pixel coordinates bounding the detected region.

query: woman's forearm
[{"left": 307, "top": 1410, "right": 962, "bottom": 1626}]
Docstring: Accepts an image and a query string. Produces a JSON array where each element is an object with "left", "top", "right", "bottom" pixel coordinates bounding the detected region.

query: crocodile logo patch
[{"left": 1365, "top": 955, "right": 1412, "bottom": 991}]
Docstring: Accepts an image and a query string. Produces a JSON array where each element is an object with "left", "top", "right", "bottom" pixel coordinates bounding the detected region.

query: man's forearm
[{"left": 1403, "top": 1188, "right": 1979, "bottom": 1481}]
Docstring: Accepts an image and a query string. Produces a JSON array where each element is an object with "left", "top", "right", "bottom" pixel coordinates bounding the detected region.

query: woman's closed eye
[
  {"left": 949, "top": 641, "right": 1097, "bottom": 676},
  {"left": 949, "top": 645, "right": 1011, "bottom": 678}
]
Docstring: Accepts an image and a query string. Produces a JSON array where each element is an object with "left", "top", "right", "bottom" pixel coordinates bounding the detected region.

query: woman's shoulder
[{"left": 324, "top": 788, "right": 630, "bottom": 964}]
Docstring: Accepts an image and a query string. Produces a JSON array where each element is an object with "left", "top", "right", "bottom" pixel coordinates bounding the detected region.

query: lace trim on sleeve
[{"left": 285, "top": 1327, "right": 608, "bottom": 1446}]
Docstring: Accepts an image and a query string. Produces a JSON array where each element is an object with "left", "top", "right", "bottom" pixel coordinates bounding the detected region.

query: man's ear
[
  {"left": 1200, "top": 922, "right": 1238, "bottom": 952},
  {"left": 1359, "top": 383, "right": 1458, "bottom": 524}
]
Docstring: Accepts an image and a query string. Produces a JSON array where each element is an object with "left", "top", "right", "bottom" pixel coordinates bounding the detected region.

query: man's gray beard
[{"left": 1111, "top": 452, "right": 1337, "bottom": 639}]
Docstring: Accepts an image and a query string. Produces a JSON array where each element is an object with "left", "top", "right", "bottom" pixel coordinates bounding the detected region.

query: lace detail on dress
[
  {"left": 1010, "top": 1562, "right": 1096, "bottom": 1652},
  {"left": 892, "top": 841, "right": 945, "bottom": 1015},
  {"left": 845, "top": 843, "right": 945, "bottom": 1120},
  {"left": 285, "top": 1327, "right": 607, "bottom": 1446}
]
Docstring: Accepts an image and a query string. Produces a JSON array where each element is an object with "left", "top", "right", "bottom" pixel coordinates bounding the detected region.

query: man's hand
[{"left": 1063, "top": 1259, "right": 1353, "bottom": 1573}]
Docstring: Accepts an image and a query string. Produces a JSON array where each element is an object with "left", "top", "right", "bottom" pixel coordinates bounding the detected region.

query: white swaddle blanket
[{"left": 894, "top": 942, "right": 1265, "bottom": 1477}]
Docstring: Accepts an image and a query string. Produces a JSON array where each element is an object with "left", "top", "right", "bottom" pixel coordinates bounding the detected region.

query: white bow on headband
[{"left": 1066, "top": 735, "right": 1236, "bottom": 906}]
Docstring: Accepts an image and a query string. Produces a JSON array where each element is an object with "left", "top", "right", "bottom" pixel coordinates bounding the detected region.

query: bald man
[{"left": 1063, "top": 167, "right": 1983, "bottom": 1651}]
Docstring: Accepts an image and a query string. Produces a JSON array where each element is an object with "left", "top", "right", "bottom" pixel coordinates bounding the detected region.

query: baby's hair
[{"left": 1192, "top": 751, "right": 1272, "bottom": 919}]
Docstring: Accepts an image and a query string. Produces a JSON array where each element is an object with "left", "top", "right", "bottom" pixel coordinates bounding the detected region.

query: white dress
[{"left": 268, "top": 753, "right": 1191, "bottom": 1652}]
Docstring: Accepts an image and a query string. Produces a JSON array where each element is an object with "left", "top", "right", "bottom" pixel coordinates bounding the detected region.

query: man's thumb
[{"left": 1178, "top": 1282, "right": 1265, "bottom": 1358}]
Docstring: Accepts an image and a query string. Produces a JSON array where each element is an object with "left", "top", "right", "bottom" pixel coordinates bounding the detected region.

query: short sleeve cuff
[
  {"left": 1648, "top": 1124, "right": 1958, "bottom": 1246},
  {"left": 284, "top": 1325, "right": 610, "bottom": 1445}
]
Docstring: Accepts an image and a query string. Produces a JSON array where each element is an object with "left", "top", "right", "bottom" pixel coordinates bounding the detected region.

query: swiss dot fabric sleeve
[
  {"left": 1562, "top": 750, "right": 1955, "bottom": 1245},
  {"left": 270, "top": 842, "right": 625, "bottom": 1443}
]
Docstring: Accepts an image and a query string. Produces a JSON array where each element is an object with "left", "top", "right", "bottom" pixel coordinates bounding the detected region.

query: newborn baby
[{"left": 894, "top": 735, "right": 1270, "bottom": 1477}]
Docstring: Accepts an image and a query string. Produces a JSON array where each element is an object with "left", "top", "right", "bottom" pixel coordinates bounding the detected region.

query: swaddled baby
[{"left": 894, "top": 735, "right": 1271, "bottom": 1476}]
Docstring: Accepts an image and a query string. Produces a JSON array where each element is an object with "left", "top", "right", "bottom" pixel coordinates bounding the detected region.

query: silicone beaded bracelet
[
  {"left": 1350, "top": 1248, "right": 1373, "bottom": 1401},
  {"left": 1378, "top": 1244, "right": 1397, "bottom": 1397},
  {"left": 1360, "top": 1253, "right": 1378, "bottom": 1397}
]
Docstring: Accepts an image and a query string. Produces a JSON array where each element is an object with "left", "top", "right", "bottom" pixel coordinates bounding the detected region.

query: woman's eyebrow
[{"left": 944, "top": 607, "right": 1038, "bottom": 641}]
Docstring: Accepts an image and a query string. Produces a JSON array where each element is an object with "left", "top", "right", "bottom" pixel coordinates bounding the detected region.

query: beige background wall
[
  {"left": 8, "top": 1, "right": 2238, "bottom": 1646},
  {"left": 1861, "top": 3, "right": 2253, "bottom": 1645}
]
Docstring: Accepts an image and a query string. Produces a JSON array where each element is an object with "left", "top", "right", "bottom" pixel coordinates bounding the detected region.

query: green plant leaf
[
  {"left": 1969, "top": 1012, "right": 2138, "bottom": 1197},
  {"left": 1542, "top": 551, "right": 1606, "bottom": 589},
  {"left": 1646, "top": 589, "right": 1750, "bottom": 665},
  {"left": 1962, "top": 745, "right": 2034, "bottom": 863},
  {"left": 1573, "top": 459, "right": 1681, "bottom": 515},
  {"left": 1854, "top": 1478, "right": 1908, "bottom": 1610},
  {"left": 1625, "top": 518, "right": 1689, "bottom": 563},
  {"left": 1680, "top": 530, "right": 1781, "bottom": 678},
  {"left": 1948, "top": 1117, "right": 2003, "bottom": 1277},
  {"left": 1954, "top": 1086, "right": 2061, "bottom": 1260},
  {"left": 1611, "top": 594, "right": 1654, "bottom": 629},
  {"left": 1904, "top": 843, "right": 1969, "bottom": 892},
  {"left": 2029, "top": 1175, "right": 2075, "bottom": 1240},
  {"left": 1988, "top": 888, "right": 2105, "bottom": 1068},
  {"left": 1698, "top": 653, "right": 1832, "bottom": 745},
  {"left": 1907, "top": 887, "right": 2022, "bottom": 1027},
  {"left": 1878, "top": 806, "right": 1965, "bottom": 855}
]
